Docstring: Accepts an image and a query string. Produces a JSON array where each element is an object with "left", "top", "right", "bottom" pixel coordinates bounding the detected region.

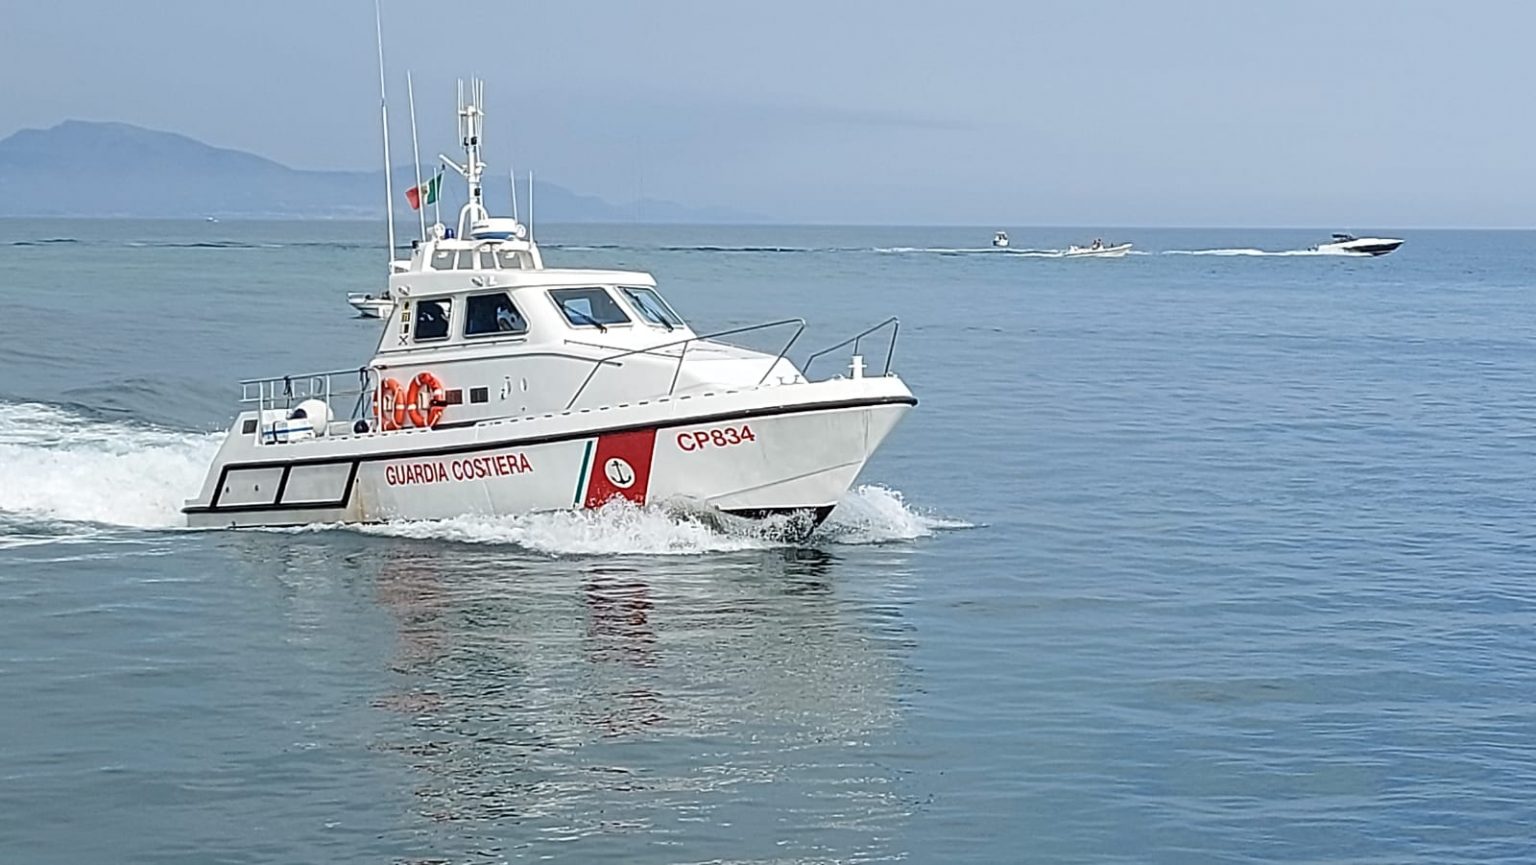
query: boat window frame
[
  {"left": 619, "top": 285, "right": 685, "bottom": 329},
  {"left": 463, "top": 290, "right": 529, "bottom": 339},
  {"left": 411, "top": 296, "right": 454, "bottom": 343},
  {"left": 547, "top": 286, "right": 634, "bottom": 330}
]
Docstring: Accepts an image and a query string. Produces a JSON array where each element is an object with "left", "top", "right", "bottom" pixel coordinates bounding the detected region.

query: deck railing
[
  {"left": 238, "top": 367, "right": 374, "bottom": 439},
  {"left": 802, "top": 316, "right": 900, "bottom": 380},
  {"left": 236, "top": 315, "right": 902, "bottom": 441},
  {"left": 562, "top": 318, "right": 806, "bottom": 410}
]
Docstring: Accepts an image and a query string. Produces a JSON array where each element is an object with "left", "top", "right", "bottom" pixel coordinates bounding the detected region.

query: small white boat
[
  {"left": 1064, "top": 240, "right": 1132, "bottom": 258},
  {"left": 992, "top": 231, "right": 1009, "bottom": 249},
  {"left": 347, "top": 291, "right": 395, "bottom": 318},
  {"left": 183, "top": 79, "right": 914, "bottom": 535},
  {"left": 1312, "top": 233, "right": 1403, "bottom": 256}
]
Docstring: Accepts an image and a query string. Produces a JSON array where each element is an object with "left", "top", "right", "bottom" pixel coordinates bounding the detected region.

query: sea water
[{"left": 2, "top": 220, "right": 1535, "bottom": 863}]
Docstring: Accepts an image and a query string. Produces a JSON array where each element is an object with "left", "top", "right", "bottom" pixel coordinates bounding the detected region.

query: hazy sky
[{"left": 2, "top": 0, "right": 1533, "bottom": 226}]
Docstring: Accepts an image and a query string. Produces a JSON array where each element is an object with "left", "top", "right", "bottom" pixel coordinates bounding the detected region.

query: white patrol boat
[{"left": 182, "top": 81, "right": 915, "bottom": 533}]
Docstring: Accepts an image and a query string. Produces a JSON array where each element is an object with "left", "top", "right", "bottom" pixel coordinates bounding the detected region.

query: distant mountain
[{"left": 0, "top": 120, "right": 761, "bottom": 222}]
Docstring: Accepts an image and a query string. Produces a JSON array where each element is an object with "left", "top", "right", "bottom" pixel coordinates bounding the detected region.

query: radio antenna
[{"left": 373, "top": 0, "right": 396, "bottom": 263}]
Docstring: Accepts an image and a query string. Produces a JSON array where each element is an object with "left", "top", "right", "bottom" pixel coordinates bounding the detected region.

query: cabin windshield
[
  {"left": 549, "top": 287, "right": 631, "bottom": 328},
  {"left": 622, "top": 286, "right": 684, "bottom": 328}
]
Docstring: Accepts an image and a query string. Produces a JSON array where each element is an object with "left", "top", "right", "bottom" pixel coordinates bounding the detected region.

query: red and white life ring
[
  {"left": 374, "top": 377, "right": 407, "bottom": 430},
  {"left": 405, "top": 371, "right": 446, "bottom": 428}
]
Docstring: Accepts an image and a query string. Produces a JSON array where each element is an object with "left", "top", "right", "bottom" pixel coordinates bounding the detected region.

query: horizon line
[{"left": 0, "top": 216, "right": 1532, "bottom": 231}]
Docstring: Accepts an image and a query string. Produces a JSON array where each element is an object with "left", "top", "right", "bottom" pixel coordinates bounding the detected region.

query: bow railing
[
  {"left": 563, "top": 318, "right": 806, "bottom": 410},
  {"left": 802, "top": 316, "right": 900, "bottom": 380}
]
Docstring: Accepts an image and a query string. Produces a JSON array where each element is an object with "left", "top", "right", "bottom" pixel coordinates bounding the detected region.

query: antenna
[
  {"left": 509, "top": 159, "right": 519, "bottom": 222},
  {"left": 452, "top": 76, "right": 489, "bottom": 238},
  {"left": 528, "top": 170, "right": 535, "bottom": 240},
  {"left": 406, "top": 70, "right": 426, "bottom": 241},
  {"left": 373, "top": 0, "right": 396, "bottom": 263}
]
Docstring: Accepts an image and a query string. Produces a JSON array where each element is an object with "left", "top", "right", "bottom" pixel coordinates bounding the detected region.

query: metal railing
[
  {"left": 563, "top": 318, "right": 806, "bottom": 410},
  {"left": 803, "top": 316, "right": 900, "bottom": 380},
  {"left": 239, "top": 367, "right": 374, "bottom": 438}
]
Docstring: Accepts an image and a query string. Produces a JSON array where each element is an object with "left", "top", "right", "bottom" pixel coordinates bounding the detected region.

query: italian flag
[{"left": 406, "top": 170, "right": 442, "bottom": 210}]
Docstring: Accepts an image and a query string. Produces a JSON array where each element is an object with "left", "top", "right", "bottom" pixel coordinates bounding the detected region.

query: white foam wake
[
  {"left": 350, "top": 485, "right": 967, "bottom": 556},
  {"left": 873, "top": 246, "right": 1058, "bottom": 257},
  {"left": 1162, "top": 247, "right": 1366, "bottom": 257},
  {"left": 0, "top": 402, "right": 219, "bottom": 530}
]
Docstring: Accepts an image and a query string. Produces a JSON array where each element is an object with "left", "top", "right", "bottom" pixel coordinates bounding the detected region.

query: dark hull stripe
[
  {"left": 188, "top": 503, "right": 838, "bottom": 538},
  {"left": 184, "top": 395, "right": 914, "bottom": 515}
]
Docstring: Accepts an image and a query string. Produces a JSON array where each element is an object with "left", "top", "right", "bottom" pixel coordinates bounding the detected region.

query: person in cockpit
[{"left": 496, "top": 303, "right": 521, "bottom": 332}]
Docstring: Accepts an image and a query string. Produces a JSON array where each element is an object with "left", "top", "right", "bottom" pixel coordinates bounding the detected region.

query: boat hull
[
  {"left": 347, "top": 294, "right": 394, "bottom": 318},
  {"left": 1063, "top": 243, "right": 1132, "bottom": 258},
  {"left": 1316, "top": 239, "right": 1403, "bottom": 256},
  {"left": 183, "top": 379, "right": 914, "bottom": 530}
]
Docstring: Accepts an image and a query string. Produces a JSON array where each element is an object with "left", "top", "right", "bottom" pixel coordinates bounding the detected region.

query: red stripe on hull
[{"left": 584, "top": 429, "right": 657, "bottom": 508}]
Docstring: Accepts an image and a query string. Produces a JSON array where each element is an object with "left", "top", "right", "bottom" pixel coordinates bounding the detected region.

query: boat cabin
[{"left": 358, "top": 224, "right": 799, "bottom": 431}]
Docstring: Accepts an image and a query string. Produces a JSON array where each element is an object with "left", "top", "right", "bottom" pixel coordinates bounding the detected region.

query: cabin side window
[
  {"left": 478, "top": 247, "right": 499, "bottom": 270},
  {"left": 548, "top": 287, "right": 632, "bottom": 328},
  {"left": 621, "top": 286, "right": 684, "bottom": 329},
  {"left": 464, "top": 292, "right": 528, "bottom": 338},
  {"left": 430, "top": 249, "right": 455, "bottom": 271},
  {"left": 413, "top": 298, "right": 452, "bottom": 342}
]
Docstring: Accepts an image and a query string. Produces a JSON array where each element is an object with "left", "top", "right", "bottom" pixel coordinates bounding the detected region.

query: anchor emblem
[{"left": 604, "top": 457, "right": 636, "bottom": 489}]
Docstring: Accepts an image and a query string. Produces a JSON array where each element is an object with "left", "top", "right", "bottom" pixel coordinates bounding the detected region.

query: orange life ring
[
  {"left": 374, "top": 377, "right": 407, "bottom": 430},
  {"left": 406, "top": 371, "right": 446, "bottom": 428}
]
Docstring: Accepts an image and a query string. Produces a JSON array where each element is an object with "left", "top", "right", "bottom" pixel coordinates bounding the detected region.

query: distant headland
[{"left": 0, "top": 120, "right": 758, "bottom": 223}]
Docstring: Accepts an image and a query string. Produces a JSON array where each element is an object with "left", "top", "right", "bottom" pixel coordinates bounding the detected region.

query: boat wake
[
  {"left": 1161, "top": 247, "right": 1369, "bottom": 257},
  {"left": 0, "top": 401, "right": 963, "bottom": 554},
  {"left": 874, "top": 246, "right": 1061, "bottom": 257},
  {"left": 323, "top": 484, "right": 969, "bottom": 556},
  {"left": 0, "top": 401, "right": 220, "bottom": 543},
  {"left": 555, "top": 243, "right": 1097, "bottom": 257}
]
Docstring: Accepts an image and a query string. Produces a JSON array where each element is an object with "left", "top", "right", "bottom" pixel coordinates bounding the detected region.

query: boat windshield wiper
[
  {"left": 567, "top": 306, "right": 608, "bottom": 333},
  {"left": 626, "top": 290, "right": 674, "bottom": 330},
  {"left": 650, "top": 307, "right": 675, "bottom": 331}
]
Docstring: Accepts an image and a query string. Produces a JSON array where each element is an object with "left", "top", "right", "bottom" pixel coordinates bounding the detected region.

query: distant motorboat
[
  {"left": 1064, "top": 240, "right": 1132, "bottom": 258},
  {"left": 1312, "top": 233, "right": 1403, "bottom": 256},
  {"left": 346, "top": 291, "right": 395, "bottom": 318},
  {"left": 992, "top": 231, "right": 1010, "bottom": 249}
]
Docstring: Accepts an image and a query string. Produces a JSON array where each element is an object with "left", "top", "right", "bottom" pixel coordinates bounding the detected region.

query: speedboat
[
  {"left": 347, "top": 291, "right": 395, "bottom": 318},
  {"left": 182, "top": 80, "right": 915, "bottom": 533},
  {"left": 1064, "top": 240, "right": 1132, "bottom": 258},
  {"left": 992, "top": 231, "right": 1009, "bottom": 249},
  {"left": 1312, "top": 233, "right": 1403, "bottom": 256}
]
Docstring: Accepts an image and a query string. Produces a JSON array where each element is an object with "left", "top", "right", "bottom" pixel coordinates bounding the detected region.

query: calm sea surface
[{"left": 2, "top": 220, "right": 1535, "bottom": 863}]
